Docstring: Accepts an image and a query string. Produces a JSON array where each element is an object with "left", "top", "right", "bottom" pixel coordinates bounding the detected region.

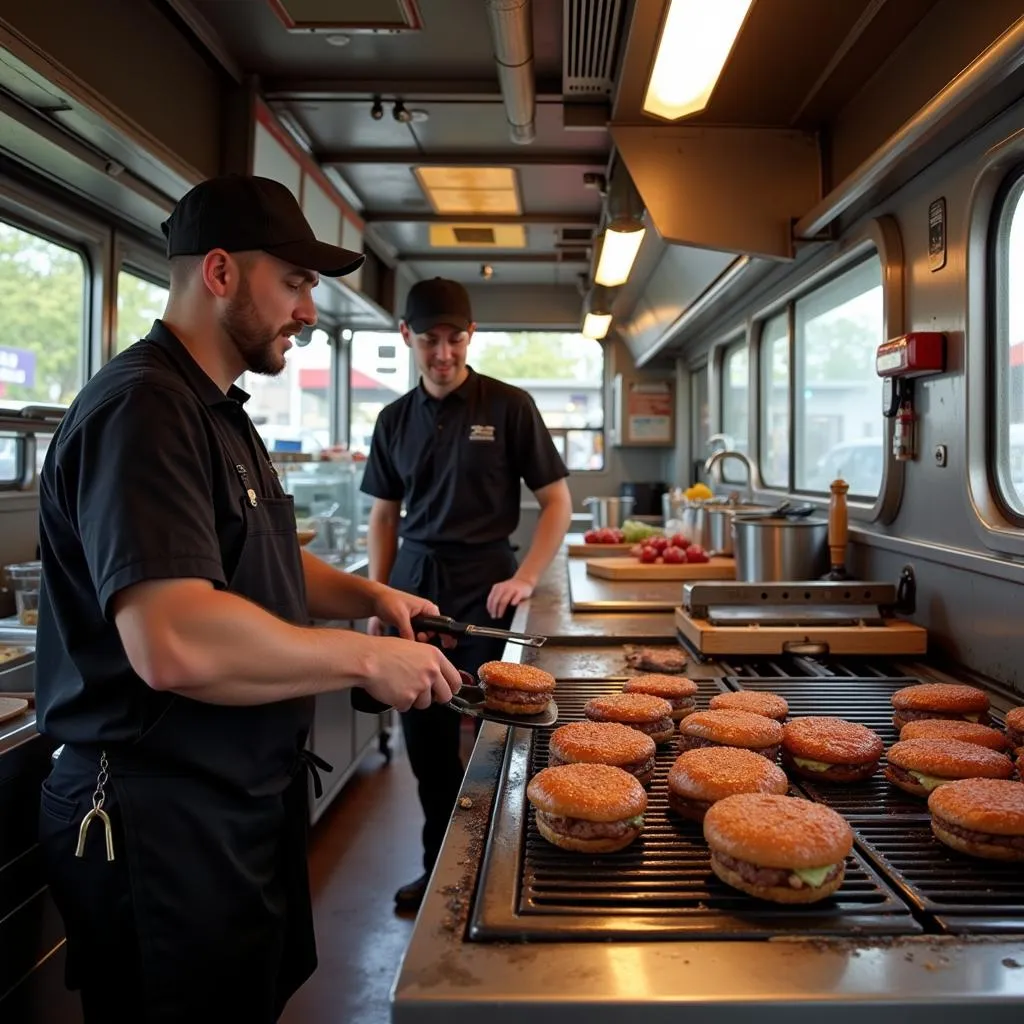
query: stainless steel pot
[
  {"left": 731, "top": 514, "right": 829, "bottom": 581},
  {"left": 583, "top": 495, "right": 635, "bottom": 529},
  {"left": 706, "top": 504, "right": 773, "bottom": 557}
]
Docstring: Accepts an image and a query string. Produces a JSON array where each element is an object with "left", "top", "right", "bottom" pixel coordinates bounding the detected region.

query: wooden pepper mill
[{"left": 823, "top": 478, "right": 850, "bottom": 580}]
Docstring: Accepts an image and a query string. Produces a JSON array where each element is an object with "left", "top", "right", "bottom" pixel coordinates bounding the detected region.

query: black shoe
[{"left": 394, "top": 872, "right": 429, "bottom": 913}]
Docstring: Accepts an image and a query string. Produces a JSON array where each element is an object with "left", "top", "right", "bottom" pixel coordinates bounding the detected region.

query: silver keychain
[{"left": 74, "top": 750, "right": 115, "bottom": 862}]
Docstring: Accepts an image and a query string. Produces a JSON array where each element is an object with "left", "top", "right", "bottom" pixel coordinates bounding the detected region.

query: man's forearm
[
  {"left": 514, "top": 497, "right": 572, "bottom": 587},
  {"left": 116, "top": 581, "right": 379, "bottom": 706},
  {"left": 301, "top": 548, "right": 385, "bottom": 621},
  {"left": 368, "top": 519, "right": 398, "bottom": 585}
]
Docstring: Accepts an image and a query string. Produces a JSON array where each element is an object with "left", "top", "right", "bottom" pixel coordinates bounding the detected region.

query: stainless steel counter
[
  {"left": 391, "top": 549, "right": 1024, "bottom": 1023},
  {"left": 522, "top": 552, "right": 677, "bottom": 640}
]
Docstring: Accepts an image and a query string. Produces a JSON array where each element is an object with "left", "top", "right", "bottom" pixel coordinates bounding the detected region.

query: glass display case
[{"left": 274, "top": 456, "right": 371, "bottom": 567}]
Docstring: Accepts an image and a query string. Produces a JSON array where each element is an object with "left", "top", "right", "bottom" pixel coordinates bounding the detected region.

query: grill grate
[
  {"left": 853, "top": 819, "right": 1024, "bottom": 933},
  {"left": 468, "top": 679, "right": 919, "bottom": 941}
]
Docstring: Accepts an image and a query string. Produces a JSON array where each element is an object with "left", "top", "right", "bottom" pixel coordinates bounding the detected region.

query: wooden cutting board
[
  {"left": 0, "top": 697, "right": 29, "bottom": 724},
  {"left": 567, "top": 542, "right": 635, "bottom": 557},
  {"left": 585, "top": 557, "right": 736, "bottom": 581}
]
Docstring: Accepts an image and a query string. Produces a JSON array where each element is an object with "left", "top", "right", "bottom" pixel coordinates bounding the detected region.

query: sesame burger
[
  {"left": 709, "top": 690, "right": 789, "bottom": 723},
  {"left": 678, "top": 709, "right": 783, "bottom": 761},
  {"left": 703, "top": 794, "right": 853, "bottom": 904},
  {"left": 667, "top": 747, "right": 788, "bottom": 822},
  {"left": 583, "top": 693, "right": 676, "bottom": 744},
  {"left": 548, "top": 721, "right": 657, "bottom": 785},
  {"left": 884, "top": 738, "right": 1015, "bottom": 797},
  {"left": 623, "top": 674, "right": 698, "bottom": 720},
  {"left": 899, "top": 718, "right": 1011, "bottom": 752},
  {"left": 781, "top": 716, "right": 884, "bottom": 783},
  {"left": 477, "top": 661, "right": 555, "bottom": 716},
  {"left": 891, "top": 683, "right": 990, "bottom": 731},
  {"left": 1005, "top": 706, "right": 1024, "bottom": 750},
  {"left": 527, "top": 762, "right": 647, "bottom": 853},
  {"left": 928, "top": 778, "right": 1024, "bottom": 862}
]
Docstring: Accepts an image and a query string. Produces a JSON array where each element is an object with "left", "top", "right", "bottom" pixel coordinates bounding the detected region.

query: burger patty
[
  {"left": 933, "top": 815, "right": 1024, "bottom": 851},
  {"left": 550, "top": 753, "right": 656, "bottom": 778},
  {"left": 788, "top": 758, "right": 878, "bottom": 774},
  {"left": 1007, "top": 726, "right": 1024, "bottom": 748},
  {"left": 678, "top": 735, "right": 780, "bottom": 761},
  {"left": 484, "top": 685, "right": 551, "bottom": 706},
  {"left": 886, "top": 764, "right": 951, "bottom": 788},
  {"left": 895, "top": 709, "right": 987, "bottom": 725},
  {"left": 669, "top": 697, "right": 697, "bottom": 713},
  {"left": 632, "top": 716, "right": 674, "bottom": 737},
  {"left": 713, "top": 851, "right": 842, "bottom": 890},
  {"left": 535, "top": 810, "right": 637, "bottom": 839},
  {"left": 667, "top": 792, "right": 712, "bottom": 816},
  {"left": 625, "top": 647, "right": 688, "bottom": 673}
]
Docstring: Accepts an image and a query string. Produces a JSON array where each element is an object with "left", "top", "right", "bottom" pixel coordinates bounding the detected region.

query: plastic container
[{"left": 4, "top": 561, "right": 41, "bottom": 627}]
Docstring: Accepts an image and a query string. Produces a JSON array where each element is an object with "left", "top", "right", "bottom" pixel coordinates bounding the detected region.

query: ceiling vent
[
  {"left": 429, "top": 225, "right": 527, "bottom": 249},
  {"left": 453, "top": 227, "right": 497, "bottom": 245},
  {"left": 560, "top": 226, "right": 595, "bottom": 243},
  {"left": 562, "top": 0, "right": 627, "bottom": 97},
  {"left": 267, "top": 0, "right": 423, "bottom": 32}
]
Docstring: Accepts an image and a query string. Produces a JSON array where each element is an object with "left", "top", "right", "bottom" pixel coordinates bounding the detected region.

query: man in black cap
[
  {"left": 361, "top": 277, "right": 573, "bottom": 911},
  {"left": 35, "top": 175, "right": 463, "bottom": 1023}
]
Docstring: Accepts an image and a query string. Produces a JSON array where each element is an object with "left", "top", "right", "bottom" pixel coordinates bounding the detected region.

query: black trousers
[{"left": 390, "top": 542, "right": 517, "bottom": 873}]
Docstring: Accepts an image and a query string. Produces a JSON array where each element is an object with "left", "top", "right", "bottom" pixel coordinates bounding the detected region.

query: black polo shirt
[
  {"left": 35, "top": 320, "right": 286, "bottom": 745},
  {"left": 360, "top": 367, "right": 568, "bottom": 546}
]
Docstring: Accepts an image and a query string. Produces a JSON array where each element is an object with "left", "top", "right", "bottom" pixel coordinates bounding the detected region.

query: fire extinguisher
[{"left": 893, "top": 395, "right": 915, "bottom": 461}]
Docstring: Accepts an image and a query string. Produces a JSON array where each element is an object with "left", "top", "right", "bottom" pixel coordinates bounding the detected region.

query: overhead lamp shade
[
  {"left": 582, "top": 312, "right": 612, "bottom": 340},
  {"left": 594, "top": 220, "right": 646, "bottom": 287}
]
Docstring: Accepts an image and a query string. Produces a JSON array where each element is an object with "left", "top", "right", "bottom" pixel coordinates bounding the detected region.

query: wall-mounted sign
[
  {"left": 0, "top": 347, "right": 35, "bottom": 387},
  {"left": 928, "top": 197, "right": 946, "bottom": 272},
  {"left": 627, "top": 381, "right": 672, "bottom": 443}
]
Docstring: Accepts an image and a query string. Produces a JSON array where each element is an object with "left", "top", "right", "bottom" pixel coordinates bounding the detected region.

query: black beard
[{"left": 221, "top": 276, "right": 296, "bottom": 376}]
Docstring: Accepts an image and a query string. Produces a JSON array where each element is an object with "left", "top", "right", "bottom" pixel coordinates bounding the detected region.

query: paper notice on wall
[{"left": 627, "top": 382, "right": 672, "bottom": 442}]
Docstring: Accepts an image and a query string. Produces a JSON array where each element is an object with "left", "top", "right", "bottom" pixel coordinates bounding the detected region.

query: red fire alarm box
[{"left": 875, "top": 332, "right": 946, "bottom": 378}]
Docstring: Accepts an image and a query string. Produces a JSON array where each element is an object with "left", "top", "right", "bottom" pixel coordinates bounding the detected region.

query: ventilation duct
[
  {"left": 485, "top": 0, "right": 536, "bottom": 144},
  {"left": 563, "top": 0, "right": 626, "bottom": 97}
]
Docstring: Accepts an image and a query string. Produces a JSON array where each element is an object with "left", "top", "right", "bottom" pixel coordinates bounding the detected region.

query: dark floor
[{"left": 280, "top": 717, "right": 476, "bottom": 1024}]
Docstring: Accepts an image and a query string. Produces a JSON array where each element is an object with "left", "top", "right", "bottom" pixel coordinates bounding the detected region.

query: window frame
[
  {"left": 709, "top": 329, "right": 752, "bottom": 486},
  {"left": 967, "top": 143, "right": 1024, "bottom": 557},
  {"left": 749, "top": 217, "right": 905, "bottom": 524},
  {"left": 111, "top": 231, "right": 170, "bottom": 363}
]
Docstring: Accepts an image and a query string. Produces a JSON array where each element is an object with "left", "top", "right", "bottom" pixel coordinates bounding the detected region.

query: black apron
[
  {"left": 40, "top": 451, "right": 321, "bottom": 1021},
  {"left": 389, "top": 538, "right": 519, "bottom": 667}
]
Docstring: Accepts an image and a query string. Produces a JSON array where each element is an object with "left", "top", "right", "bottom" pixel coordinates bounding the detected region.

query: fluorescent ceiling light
[
  {"left": 643, "top": 0, "right": 753, "bottom": 121},
  {"left": 582, "top": 312, "right": 612, "bottom": 340},
  {"left": 414, "top": 166, "right": 521, "bottom": 216},
  {"left": 595, "top": 224, "right": 646, "bottom": 287}
]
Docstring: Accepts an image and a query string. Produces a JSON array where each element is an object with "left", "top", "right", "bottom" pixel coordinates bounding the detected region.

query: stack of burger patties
[{"left": 883, "top": 685, "right": 1024, "bottom": 860}]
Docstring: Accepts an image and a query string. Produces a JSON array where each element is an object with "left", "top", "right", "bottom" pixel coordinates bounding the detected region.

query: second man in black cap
[{"left": 361, "top": 277, "right": 573, "bottom": 911}]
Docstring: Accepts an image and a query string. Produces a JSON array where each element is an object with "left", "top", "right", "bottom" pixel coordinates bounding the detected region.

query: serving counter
[{"left": 391, "top": 549, "right": 1024, "bottom": 1023}]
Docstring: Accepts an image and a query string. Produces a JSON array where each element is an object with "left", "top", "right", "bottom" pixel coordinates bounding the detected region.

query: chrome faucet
[{"left": 703, "top": 448, "right": 755, "bottom": 503}]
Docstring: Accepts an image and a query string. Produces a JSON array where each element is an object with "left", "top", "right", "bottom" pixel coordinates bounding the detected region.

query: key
[{"left": 75, "top": 806, "right": 115, "bottom": 862}]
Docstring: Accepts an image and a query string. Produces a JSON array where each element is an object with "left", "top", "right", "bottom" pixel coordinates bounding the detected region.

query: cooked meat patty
[
  {"left": 895, "top": 709, "right": 989, "bottom": 726},
  {"left": 483, "top": 686, "right": 550, "bottom": 706},
  {"left": 677, "top": 734, "right": 780, "bottom": 761},
  {"left": 535, "top": 811, "right": 637, "bottom": 839},
  {"left": 550, "top": 753, "right": 656, "bottom": 778},
  {"left": 634, "top": 716, "right": 674, "bottom": 737},
  {"left": 624, "top": 645, "right": 688, "bottom": 673},
  {"left": 712, "top": 851, "right": 843, "bottom": 891},
  {"left": 931, "top": 815, "right": 1024, "bottom": 851}
]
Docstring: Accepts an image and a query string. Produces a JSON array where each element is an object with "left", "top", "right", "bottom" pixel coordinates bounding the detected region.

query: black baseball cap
[
  {"left": 160, "top": 174, "right": 365, "bottom": 277},
  {"left": 402, "top": 277, "right": 474, "bottom": 333}
]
